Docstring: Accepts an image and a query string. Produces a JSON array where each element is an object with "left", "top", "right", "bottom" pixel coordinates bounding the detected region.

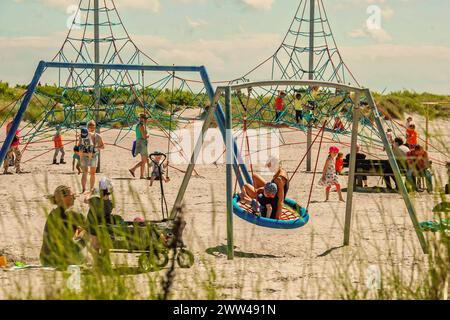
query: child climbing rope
[
  {"left": 52, "top": 125, "right": 66, "bottom": 165},
  {"left": 319, "top": 146, "right": 345, "bottom": 202},
  {"left": 274, "top": 91, "right": 286, "bottom": 122},
  {"left": 293, "top": 93, "right": 304, "bottom": 124}
]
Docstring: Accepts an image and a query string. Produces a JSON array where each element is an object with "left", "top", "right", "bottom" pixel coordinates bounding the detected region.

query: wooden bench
[
  {"left": 343, "top": 159, "right": 408, "bottom": 176},
  {"left": 342, "top": 159, "right": 408, "bottom": 187}
]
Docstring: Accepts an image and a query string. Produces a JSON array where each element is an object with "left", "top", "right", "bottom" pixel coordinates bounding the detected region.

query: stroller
[
  {"left": 95, "top": 153, "right": 194, "bottom": 272},
  {"left": 98, "top": 218, "right": 194, "bottom": 272}
]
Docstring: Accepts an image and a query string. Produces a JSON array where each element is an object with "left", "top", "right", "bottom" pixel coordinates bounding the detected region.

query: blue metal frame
[{"left": 0, "top": 61, "right": 252, "bottom": 186}]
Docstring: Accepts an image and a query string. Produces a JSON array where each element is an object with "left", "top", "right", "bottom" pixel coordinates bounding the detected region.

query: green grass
[
  {"left": 373, "top": 91, "right": 450, "bottom": 119},
  {"left": 1, "top": 82, "right": 449, "bottom": 129}
]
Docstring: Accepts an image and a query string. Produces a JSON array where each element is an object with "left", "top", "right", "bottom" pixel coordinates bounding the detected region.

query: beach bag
[{"left": 132, "top": 140, "right": 137, "bottom": 158}]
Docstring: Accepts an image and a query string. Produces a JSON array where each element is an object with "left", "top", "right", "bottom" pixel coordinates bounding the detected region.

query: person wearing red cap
[{"left": 319, "top": 146, "right": 345, "bottom": 202}]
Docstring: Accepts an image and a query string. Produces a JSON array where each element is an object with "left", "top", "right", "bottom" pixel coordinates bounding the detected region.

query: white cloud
[
  {"left": 349, "top": 24, "right": 392, "bottom": 43},
  {"left": 240, "top": 0, "right": 275, "bottom": 11},
  {"left": 14, "top": 0, "right": 161, "bottom": 13},
  {"left": 185, "top": 16, "right": 207, "bottom": 29}
]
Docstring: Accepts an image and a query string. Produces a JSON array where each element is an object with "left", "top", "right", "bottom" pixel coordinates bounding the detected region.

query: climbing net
[
  {"left": 232, "top": 0, "right": 359, "bottom": 86},
  {"left": 225, "top": 0, "right": 448, "bottom": 169},
  {"left": 215, "top": 82, "right": 449, "bottom": 200},
  {"left": 0, "top": 0, "right": 212, "bottom": 166}
]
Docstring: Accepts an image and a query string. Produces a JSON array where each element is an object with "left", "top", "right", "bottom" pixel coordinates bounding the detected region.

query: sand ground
[{"left": 0, "top": 112, "right": 449, "bottom": 299}]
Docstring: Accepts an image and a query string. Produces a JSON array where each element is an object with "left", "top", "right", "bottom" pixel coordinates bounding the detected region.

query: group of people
[
  {"left": 274, "top": 86, "right": 320, "bottom": 125},
  {"left": 18, "top": 113, "right": 168, "bottom": 194},
  {"left": 331, "top": 115, "right": 433, "bottom": 193},
  {"left": 38, "top": 114, "right": 173, "bottom": 268},
  {"left": 238, "top": 145, "right": 347, "bottom": 220},
  {"left": 39, "top": 177, "right": 125, "bottom": 269},
  {"left": 386, "top": 116, "right": 433, "bottom": 192}
]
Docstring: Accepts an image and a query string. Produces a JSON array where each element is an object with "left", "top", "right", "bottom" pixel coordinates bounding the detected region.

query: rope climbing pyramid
[
  {"left": 54, "top": 0, "right": 157, "bottom": 66},
  {"left": 234, "top": 0, "right": 359, "bottom": 86},
  {"left": 0, "top": 0, "right": 210, "bottom": 168}
]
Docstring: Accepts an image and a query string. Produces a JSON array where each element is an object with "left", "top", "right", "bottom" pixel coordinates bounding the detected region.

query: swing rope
[
  {"left": 307, "top": 119, "right": 327, "bottom": 211},
  {"left": 289, "top": 120, "right": 328, "bottom": 183}
]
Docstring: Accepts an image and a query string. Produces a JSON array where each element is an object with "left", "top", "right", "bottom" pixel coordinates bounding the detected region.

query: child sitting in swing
[
  {"left": 240, "top": 182, "right": 279, "bottom": 219},
  {"left": 149, "top": 151, "right": 170, "bottom": 186}
]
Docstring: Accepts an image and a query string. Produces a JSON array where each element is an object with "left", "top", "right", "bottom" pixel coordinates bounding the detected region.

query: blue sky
[{"left": 1, "top": 0, "right": 449, "bottom": 93}]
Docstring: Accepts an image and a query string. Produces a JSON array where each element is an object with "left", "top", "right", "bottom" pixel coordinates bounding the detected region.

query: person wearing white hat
[{"left": 86, "top": 177, "right": 118, "bottom": 255}]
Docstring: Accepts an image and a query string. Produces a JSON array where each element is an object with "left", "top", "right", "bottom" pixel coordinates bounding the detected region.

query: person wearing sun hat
[
  {"left": 40, "top": 185, "right": 87, "bottom": 268},
  {"left": 129, "top": 113, "right": 150, "bottom": 179},
  {"left": 85, "top": 177, "right": 123, "bottom": 262},
  {"left": 319, "top": 146, "right": 345, "bottom": 202}
]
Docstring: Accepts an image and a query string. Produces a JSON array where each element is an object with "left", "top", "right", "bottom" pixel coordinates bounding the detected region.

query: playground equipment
[
  {"left": 0, "top": 0, "right": 210, "bottom": 172},
  {"left": 2, "top": 0, "right": 449, "bottom": 262},
  {"left": 233, "top": 195, "right": 309, "bottom": 229},
  {"left": 0, "top": 61, "right": 214, "bottom": 270}
]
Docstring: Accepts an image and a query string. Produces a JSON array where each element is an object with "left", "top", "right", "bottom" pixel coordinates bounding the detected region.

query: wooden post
[
  {"left": 225, "top": 86, "right": 234, "bottom": 260},
  {"left": 366, "top": 89, "right": 428, "bottom": 254},
  {"left": 343, "top": 92, "right": 360, "bottom": 246}
]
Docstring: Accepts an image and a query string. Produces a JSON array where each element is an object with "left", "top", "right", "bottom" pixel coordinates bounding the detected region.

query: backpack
[{"left": 132, "top": 140, "right": 137, "bottom": 158}]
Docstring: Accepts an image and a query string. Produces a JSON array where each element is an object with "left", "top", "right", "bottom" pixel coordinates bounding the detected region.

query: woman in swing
[{"left": 239, "top": 156, "right": 289, "bottom": 220}]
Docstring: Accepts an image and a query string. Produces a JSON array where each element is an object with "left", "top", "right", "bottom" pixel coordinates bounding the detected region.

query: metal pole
[
  {"left": 94, "top": 0, "right": 101, "bottom": 173},
  {"left": 366, "top": 89, "right": 428, "bottom": 254},
  {"left": 343, "top": 92, "right": 360, "bottom": 246},
  {"left": 0, "top": 61, "right": 46, "bottom": 165},
  {"left": 169, "top": 103, "right": 217, "bottom": 219},
  {"left": 306, "top": 0, "right": 315, "bottom": 172},
  {"left": 225, "top": 86, "right": 234, "bottom": 260}
]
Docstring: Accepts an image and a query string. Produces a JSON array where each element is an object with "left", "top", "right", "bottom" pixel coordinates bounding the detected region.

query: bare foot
[{"left": 339, "top": 198, "right": 345, "bottom": 202}]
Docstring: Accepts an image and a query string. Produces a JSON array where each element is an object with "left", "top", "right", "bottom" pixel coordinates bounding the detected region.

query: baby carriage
[
  {"left": 96, "top": 153, "right": 194, "bottom": 272},
  {"left": 97, "top": 218, "right": 194, "bottom": 272}
]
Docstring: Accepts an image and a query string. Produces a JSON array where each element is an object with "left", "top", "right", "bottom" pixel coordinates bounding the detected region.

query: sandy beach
[{"left": 0, "top": 112, "right": 449, "bottom": 299}]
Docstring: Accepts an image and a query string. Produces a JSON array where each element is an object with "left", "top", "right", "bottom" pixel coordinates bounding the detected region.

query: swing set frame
[{"left": 174, "top": 79, "right": 428, "bottom": 259}]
